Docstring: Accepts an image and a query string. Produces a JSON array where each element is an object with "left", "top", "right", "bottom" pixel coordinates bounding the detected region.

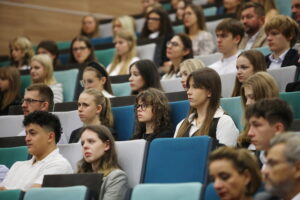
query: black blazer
[{"left": 265, "top": 48, "right": 300, "bottom": 81}]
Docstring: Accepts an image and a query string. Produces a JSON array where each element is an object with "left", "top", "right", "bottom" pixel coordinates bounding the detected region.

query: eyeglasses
[
  {"left": 135, "top": 104, "right": 148, "bottom": 111},
  {"left": 21, "top": 98, "right": 45, "bottom": 104},
  {"left": 147, "top": 17, "right": 160, "bottom": 21},
  {"left": 166, "top": 41, "right": 180, "bottom": 47},
  {"left": 72, "top": 46, "right": 88, "bottom": 52},
  {"left": 80, "top": 79, "right": 96, "bottom": 87}
]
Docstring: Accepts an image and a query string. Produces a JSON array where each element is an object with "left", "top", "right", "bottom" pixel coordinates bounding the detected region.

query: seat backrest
[
  {"left": 54, "top": 101, "right": 78, "bottom": 112},
  {"left": 20, "top": 74, "right": 31, "bottom": 97},
  {"left": 275, "top": 0, "right": 291, "bottom": 15},
  {"left": 24, "top": 186, "right": 89, "bottom": 200},
  {"left": 143, "top": 136, "right": 213, "bottom": 184},
  {"left": 99, "top": 22, "right": 113, "bottom": 38},
  {"left": 137, "top": 43, "right": 156, "bottom": 61},
  {"left": 220, "top": 96, "right": 243, "bottom": 131},
  {"left": 115, "top": 139, "right": 148, "bottom": 188},
  {"left": 196, "top": 52, "right": 222, "bottom": 66},
  {"left": 0, "top": 136, "right": 26, "bottom": 148},
  {"left": 161, "top": 78, "right": 184, "bottom": 93},
  {"left": 135, "top": 18, "right": 146, "bottom": 33},
  {"left": 203, "top": 183, "right": 220, "bottom": 200},
  {"left": 172, "top": 24, "right": 184, "bottom": 34},
  {"left": 0, "top": 146, "right": 28, "bottom": 168},
  {"left": 131, "top": 182, "right": 202, "bottom": 200},
  {"left": 111, "top": 82, "right": 131, "bottom": 96},
  {"left": 54, "top": 110, "right": 83, "bottom": 143},
  {"left": 0, "top": 189, "right": 23, "bottom": 200},
  {"left": 280, "top": 91, "right": 300, "bottom": 119},
  {"left": 58, "top": 143, "right": 83, "bottom": 171},
  {"left": 268, "top": 65, "right": 297, "bottom": 92},
  {"left": 219, "top": 72, "right": 236, "bottom": 98},
  {"left": 0, "top": 115, "right": 24, "bottom": 137},
  {"left": 254, "top": 46, "right": 271, "bottom": 56},
  {"left": 54, "top": 69, "right": 79, "bottom": 102},
  {"left": 169, "top": 100, "right": 189, "bottom": 130},
  {"left": 112, "top": 105, "right": 135, "bottom": 141},
  {"left": 56, "top": 41, "right": 71, "bottom": 50},
  {"left": 95, "top": 48, "right": 115, "bottom": 67},
  {"left": 165, "top": 91, "right": 188, "bottom": 102},
  {"left": 204, "top": 6, "right": 217, "bottom": 16},
  {"left": 110, "top": 95, "right": 136, "bottom": 107}
]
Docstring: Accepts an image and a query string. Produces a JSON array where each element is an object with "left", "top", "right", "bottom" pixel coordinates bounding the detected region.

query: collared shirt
[
  {"left": 209, "top": 51, "right": 240, "bottom": 75},
  {"left": 0, "top": 148, "right": 73, "bottom": 191},
  {"left": 174, "top": 107, "right": 239, "bottom": 146},
  {"left": 245, "top": 31, "right": 260, "bottom": 50},
  {"left": 268, "top": 49, "right": 289, "bottom": 69}
]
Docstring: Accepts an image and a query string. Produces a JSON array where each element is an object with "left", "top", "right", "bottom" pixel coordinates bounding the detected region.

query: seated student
[
  {"left": 0, "top": 111, "right": 73, "bottom": 191},
  {"left": 238, "top": 72, "right": 279, "bottom": 148},
  {"left": 174, "top": 68, "right": 239, "bottom": 147},
  {"left": 209, "top": 146, "right": 261, "bottom": 200},
  {"left": 162, "top": 33, "right": 193, "bottom": 80},
  {"left": 81, "top": 61, "right": 114, "bottom": 98},
  {"left": 0, "top": 67, "right": 21, "bottom": 116},
  {"left": 30, "top": 54, "right": 63, "bottom": 103},
  {"left": 129, "top": 59, "right": 162, "bottom": 95},
  {"left": 9, "top": 36, "right": 35, "bottom": 72},
  {"left": 209, "top": 18, "right": 244, "bottom": 75},
  {"left": 80, "top": 15, "right": 100, "bottom": 39},
  {"left": 132, "top": 88, "right": 173, "bottom": 141},
  {"left": 264, "top": 15, "right": 300, "bottom": 70},
  {"left": 107, "top": 31, "right": 139, "bottom": 76},
  {"left": 69, "top": 88, "right": 114, "bottom": 143},
  {"left": 251, "top": 0, "right": 278, "bottom": 23},
  {"left": 78, "top": 125, "right": 128, "bottom": 200},
  {"left": 36, "top": 40, "right": 60, "bottom": 69},
  {"left": 69, "top": 36, "right": 96, "bottom": 65},
  {"left": 178, "top": 58, "right": 206, "bottom": 90},
  {"left": 217, "top": 0, "right": 243, "bottom": 16},
  {"left": 245, "top": 98, "right": 293, "bottom": 167},
  {"left": 141, "top": 0, "right": 161, "bottom": 13},
  {"left": 183, "top": 4, "right": 215, "bottom": 56},
  {"left": 231, "top": 50, "right": 266, "bottom": 97},
  {"left": 112, "top": 16, "right": 136, "bottom": 38},
  {"left": 175, "top": 0, "right": 191, "bottom": 24}
]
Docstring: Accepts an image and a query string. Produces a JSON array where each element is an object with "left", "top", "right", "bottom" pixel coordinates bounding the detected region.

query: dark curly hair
[
  {"left": 23, "top": 110, "right": 62, "bottom": 143},
  {"left": 132, "top": 88, "right": 172, "bottom": 140}
]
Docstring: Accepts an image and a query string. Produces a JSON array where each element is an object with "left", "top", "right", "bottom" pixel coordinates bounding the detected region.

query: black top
[
  {"left": 69, "top": 126, "right": 117, "bottom": 143},
  {"left": 140, "top": 128, "right": 174, "bottom": 142},
  {"left": 0, "top": 93, "right": 21, "bottom": 116}
]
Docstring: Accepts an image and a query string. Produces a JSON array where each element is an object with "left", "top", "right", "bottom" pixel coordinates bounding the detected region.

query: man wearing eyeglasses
[{"left": 255, "top": 133, "right": 300, "bottom": 200}]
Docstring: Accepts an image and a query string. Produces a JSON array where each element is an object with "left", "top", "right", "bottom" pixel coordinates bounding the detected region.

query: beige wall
[{"left": 0, "top": 0, "right": 141, "bottom": 55}]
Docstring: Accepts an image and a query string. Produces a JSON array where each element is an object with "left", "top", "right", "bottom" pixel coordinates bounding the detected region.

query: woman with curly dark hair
[{"left": 132, "top": 88, "right": 173, "bottom": 141}]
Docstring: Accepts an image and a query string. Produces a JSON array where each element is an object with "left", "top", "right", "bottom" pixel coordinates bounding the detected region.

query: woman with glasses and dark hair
[
  {"left": 140, "top": 8, "right": 174, "bottom": 66},
  {"left": 81, "top": 62, "right": 114, "bottom": 98},
  {"left": 174, "top": 68, "right": 239, "bottom": 147},
  {"left": 78, "top": 125, "right": 128, "bottom": 200},
  {"left": 0, "top": 67, "right": 21, "bottom": 115},
  {"left": 69, "top": 88, "right": 114, "bottom": 143},
  {"left": 162, "top": 33, "right": 193, "bottom": 80},
  {"left": 69, "top": 36, "right": 96, "bottom": 65},
  {"left": 129, "top": 59, "right": 162, "bottom": 95},
  {"left": 132, "top": 88, "right": 173, "bottom": 141}
]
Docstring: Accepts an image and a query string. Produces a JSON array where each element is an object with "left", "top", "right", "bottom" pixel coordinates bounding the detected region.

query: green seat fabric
[
  {"left": 275, "top": 0, "right": 291, "bottom": 16},
  {"left": 95, "top": 48, "right": 115, "bottom": 67},
  {"left": 24, "top": 186, "right": 88, "bottom": 200},
  {"left": 172, "top": 25, "right": 184, "bottom": 34},
  {"left": 0, "top": 146, "right": 28, "bottom": 168},
  {"left": 280, "top": 91, "right": 300, "bottom": 119},
  {"left": 112, "top": 82, "right": 131, "bottom": 97},
  {"left": 131, "top": 182, "right": 202, "bottom": 200},
  {"left": 20, "top": 74, "right": 31, "bottom": 97},
  {"left": 0, "top": 189, "right": 23, "bottom": 200},
  {"left": 0, "top": 60, "right": 10, "bottom": 67},
  {"left": 54, "top": 69, "right": 79, "bottom": 102},
  {"left": 56, "top": 41, "right": 71, "bottom": 50},
  {"left": 204, "top": 7, "right": 217, "bottom": 16},
  {"left": 220, "top": 96, "right": 243, "bottom": 132},
  {"left": 254, "top": 46, "right": 271, "bottom": 56}
]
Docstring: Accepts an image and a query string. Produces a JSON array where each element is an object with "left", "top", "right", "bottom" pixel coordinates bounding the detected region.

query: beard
[{"left": 264, "top": 178, "right": 294, "bottom": 198}]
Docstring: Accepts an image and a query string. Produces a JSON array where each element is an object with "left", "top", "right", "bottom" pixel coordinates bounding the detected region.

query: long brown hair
[
  {"left": 82, "top": 88, "right": 114, "bottom": 128},
  {"left": 0, "top": 67, "right": 20, "bottom": 110},
  {"left": 176, "top": 68, "right": 221, "bottom": 137},
  {"left": 232, "top": 50, "right": 266, "bottom": 97},
  {"left": 77, "top": 125, "right": 119, "bottom": 176},
  {"left": 133, "top": 88, "right": 172, "bottom": 140}
]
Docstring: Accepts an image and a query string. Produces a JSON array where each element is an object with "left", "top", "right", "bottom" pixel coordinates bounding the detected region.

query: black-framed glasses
[
  {"left": 135, "top": 104, "right": 148, "bottom": 111},
  {"left": 21, "top": 98, "right": 45, "bottom": 104},
  {"left": 147, "top": 17, "right": 160, "bottom": 21},
  {"left": 72, "top": 46, "right": 88, "bottom": 52}
]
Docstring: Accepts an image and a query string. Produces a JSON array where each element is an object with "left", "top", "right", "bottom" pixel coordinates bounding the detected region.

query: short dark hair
[
  {"left": 239, "top": 2, "right": 265, "bottom": 18},
  {"left": 245, "top": 98, "right": 293, "bottom": 131},
  {"left": 23, "top": 111, "right": 62, "bottom": 143},
  {"left": 36, "top": 40, "right": 59, "bottom": 65},
  {"left": 26, "top": 83, "right": 54, "bottom": 111},
  {"left": 215, "top": 18, "right": 244, "bottom": 43}
]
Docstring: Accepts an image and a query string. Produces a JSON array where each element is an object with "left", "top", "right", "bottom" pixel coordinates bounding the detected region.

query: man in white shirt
[
  {"left": 0, "top": 111, "right": 73, "bottom": 191},
  {"left": 261, "top": 133, "right": 300, "bottom": 200},
  {"left": 245, "top": 98, "right": 293, "bottom": 167},
  {"left": 209, "top": 18, "right": 244, "bottom": 75},
  {"left": 239, "top": 2, "right": 267, "bottom": 50}
]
